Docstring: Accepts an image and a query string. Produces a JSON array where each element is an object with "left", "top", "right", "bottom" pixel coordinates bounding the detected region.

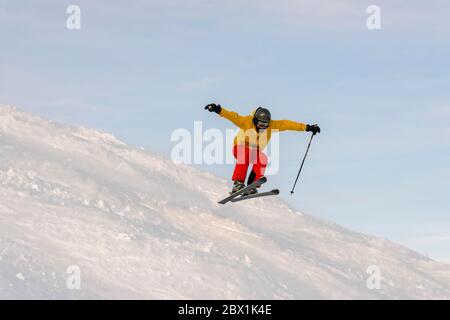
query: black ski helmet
[{"left": 253, "top": 107, "right": 271, "bottom": 127}]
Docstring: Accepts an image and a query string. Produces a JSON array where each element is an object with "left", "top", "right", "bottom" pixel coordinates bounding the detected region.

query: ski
[
  {"left": 230, "top": 189, "right": 280, "bottom": 203},
  {"left": 218, "top": 177, "right": 267, "bottom": 204}
]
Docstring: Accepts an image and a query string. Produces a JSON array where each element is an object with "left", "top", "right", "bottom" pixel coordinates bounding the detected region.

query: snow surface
[{"left": 0, "top": 105, "right": 449, "bottom": 299}]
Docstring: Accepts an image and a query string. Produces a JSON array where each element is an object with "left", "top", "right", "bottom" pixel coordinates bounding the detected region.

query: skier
[{"left": 205, "top": 103, "right": 320, "bottom": 195}]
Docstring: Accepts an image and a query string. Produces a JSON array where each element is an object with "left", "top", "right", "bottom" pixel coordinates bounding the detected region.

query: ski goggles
[{"left": 256, "top": 120, "right": 270, "bottom": 129}]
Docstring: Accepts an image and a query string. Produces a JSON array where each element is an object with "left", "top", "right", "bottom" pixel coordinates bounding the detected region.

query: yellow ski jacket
[{"left": 219, "top": 107, "right": 307, "bottom": 150}]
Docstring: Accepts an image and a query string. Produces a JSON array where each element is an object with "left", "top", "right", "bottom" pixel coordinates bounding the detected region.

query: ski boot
[
  {"left": 243, "top": 187, "right": 258, "bottom": 196},
  {"left": 231, "top": 180, "right": 246, "bottom": 194},
  {"left": 243, "top": 171, "right": 260, "bottom": 196}
]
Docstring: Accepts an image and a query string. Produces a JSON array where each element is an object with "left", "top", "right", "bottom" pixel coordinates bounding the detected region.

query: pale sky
[{"left": 1, "top": 0, "right": 449, "bottom": 261}]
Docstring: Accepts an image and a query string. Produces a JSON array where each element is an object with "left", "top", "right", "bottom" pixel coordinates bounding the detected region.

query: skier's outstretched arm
[
  {"left": 204, "top": 103, "right": 249, "bottom": 128},
  {"left": 270, "top": 119, "right": 307, "bottom": 131},
  {"left": 271, "top": 120, "right": 321, "bottom": 135}
]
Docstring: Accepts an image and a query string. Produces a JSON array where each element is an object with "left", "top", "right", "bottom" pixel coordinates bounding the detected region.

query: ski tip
[
  {"left": 259, "top": 176, "right": 267, "bottom": 183},
  {"left": 272, "top": 189, "right": 280, "bottom": 195}
]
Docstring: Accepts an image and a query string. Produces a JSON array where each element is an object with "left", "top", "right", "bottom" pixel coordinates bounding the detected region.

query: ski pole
[{"left": 290, "top": 133, "right": 315, "bottom": 194}]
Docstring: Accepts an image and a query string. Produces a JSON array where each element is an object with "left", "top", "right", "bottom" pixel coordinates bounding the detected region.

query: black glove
[
  {"left": 306, "top": 124, "right": 321, "bottom": 135},
  {"left": 204, "top": 103, "right": 222, "bottom": 114}
]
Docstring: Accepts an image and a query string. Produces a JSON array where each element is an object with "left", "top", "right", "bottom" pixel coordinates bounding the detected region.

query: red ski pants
[{"left": 232, "top": 145, "right": 268, "bottom": 183}]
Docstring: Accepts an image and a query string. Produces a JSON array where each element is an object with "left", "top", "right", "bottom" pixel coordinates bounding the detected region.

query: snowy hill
[{"left": 0, "top": 105, "right": 449, "bottom": 299}]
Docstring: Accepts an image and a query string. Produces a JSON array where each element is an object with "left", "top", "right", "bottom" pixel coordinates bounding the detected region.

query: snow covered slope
[{"left": 0, "top": 105, "right": 449, "bottom": 300}]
